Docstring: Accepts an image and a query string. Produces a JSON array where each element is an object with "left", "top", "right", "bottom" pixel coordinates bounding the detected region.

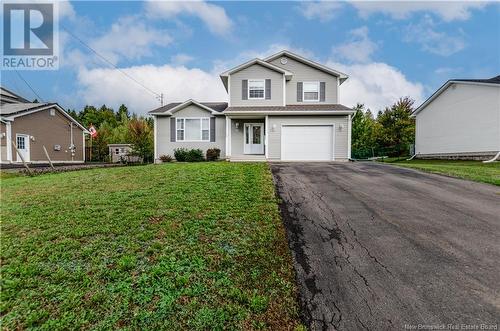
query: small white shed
[{"left": 412, "top": 76, "right": 500, "bottom": 160}]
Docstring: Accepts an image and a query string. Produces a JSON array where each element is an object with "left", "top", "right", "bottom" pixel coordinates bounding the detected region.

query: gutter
[{"left": 223, "top": 110, "right": 356, "bottom": 116}]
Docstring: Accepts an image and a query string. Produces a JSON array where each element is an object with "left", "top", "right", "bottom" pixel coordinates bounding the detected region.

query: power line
[
  {"left": 61, "top": 25, "right": 161, "bottom": 99},
  {"left": 14, "top": 70, "right": 44, "bottom": 102}
]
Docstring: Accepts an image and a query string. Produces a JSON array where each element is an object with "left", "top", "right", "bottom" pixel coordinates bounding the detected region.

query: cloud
[
  {"left": 350, "top": 1, "right": 489, "bottom": 22},
  {"left": 298, "top": 1, "right": 344, "bottom": 22},
  {"left": 327, "top": 61, "right": 425, "bottom": 111},
  {"left": 333, "top": 26, "right": 378, "bottom": 63},
  {"left": 90, "top": 16, "right": 173, "bottom": 65},
  {"left": 404, "top": 16, "right": 466, "bottom": 56},
  {"left": 145, "top": 0, "right": 232, "bottom": 36},
  {"left": 76, "top": 64, "right": 228, "bottom": 114},
  {"left": 170, "top": 53, "right": 194, "bottom": 66}
]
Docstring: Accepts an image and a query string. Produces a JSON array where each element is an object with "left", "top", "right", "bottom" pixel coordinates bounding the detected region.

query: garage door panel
[{"left": 281, "top": 125, "right": 334, "bottom": 161}]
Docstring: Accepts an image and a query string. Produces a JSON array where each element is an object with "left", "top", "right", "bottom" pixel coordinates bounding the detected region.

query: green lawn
[
  {"left": 0, "top": 163, "right": 301, "bottom": 330},
  {"left": 382, "top": 159, "right": 500, "bottom": 186}
]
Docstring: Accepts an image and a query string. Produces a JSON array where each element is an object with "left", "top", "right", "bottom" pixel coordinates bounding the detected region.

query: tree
[
  {"left": 351, "top": 103, "right": 377, "bottom": 154},
  {"left": 127, "top": 118, "right": 153, "bottom": 162},
  {"left": 116, "top": 104, "right": 130, "bottom": 123},
  {"left": 375, "top": 97, "right": 415, "bottom": 156}
]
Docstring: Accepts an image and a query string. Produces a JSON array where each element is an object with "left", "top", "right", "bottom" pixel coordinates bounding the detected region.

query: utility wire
[
  {"left": 61, "top": 25, "right": 161, "bottom": 99},
  {"left": 14, "top": 70, "right": 44, "bottom": 102}
]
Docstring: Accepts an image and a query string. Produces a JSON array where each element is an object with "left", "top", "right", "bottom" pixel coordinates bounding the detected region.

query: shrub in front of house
[
  {"left": 159, "top": 154, "right": 173, "bottom": 163},
  {"left": 174, "top": 148, "right": 189, "bottom": 162},
  {"left": 206, "top": 148, "right": 221, "bottom": 161},
  {"left": 186, "top": 149, "right": 204, "bottom": 162}
]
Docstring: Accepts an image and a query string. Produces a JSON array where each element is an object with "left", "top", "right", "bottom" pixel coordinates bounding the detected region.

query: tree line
[
  {"left": 67, "top": 104, "right": 153, "bottom": 162},
  {"left": 351, "top": 97, "right": 416, "bottom": 159}
]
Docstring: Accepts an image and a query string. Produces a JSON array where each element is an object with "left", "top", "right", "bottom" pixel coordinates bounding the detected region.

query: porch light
[
  {"left": 30, "top": 136, "right": 35, "bottom": 142},
  {"left": 272, "top": 124, "right": 277, "bottom": 131},
  {"left": 338, "top": 124, "right": 344, "bottom": 131},
  {"left": 235, "top": 122, "right": 239, "bottom": 129}
]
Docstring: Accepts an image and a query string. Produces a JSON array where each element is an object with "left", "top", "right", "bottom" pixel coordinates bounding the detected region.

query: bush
[
  {"left": 206, "top": 148, "right": 221, "bottom": 161},
  {"left": 174, "top": 148, "right": 189, "bottom": 162},
  {"left": 159, "top": 154, "right": 173, "bottom": 163},
  {"left": 186, "top": 149, "right": 204, "bottom": 162}
]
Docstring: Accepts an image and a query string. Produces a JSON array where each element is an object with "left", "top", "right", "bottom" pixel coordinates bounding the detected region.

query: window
[
  {"left": 248, "top": 79, "right": 265, "bottom": 99},
  {"left": 176, "top": 118, "right": 210, "bottom": 141},
  {"left": 303, "top": 82, "right": 319, "bottom": 102},
  {"left": 115, "top": 148, "right": 119, "bottom": 155},
  {"left": 49, "top": 109, "right": 55, "bottom": 116},
  {"left": 16, "top": 136, "right": 25, "bottom": 149}
]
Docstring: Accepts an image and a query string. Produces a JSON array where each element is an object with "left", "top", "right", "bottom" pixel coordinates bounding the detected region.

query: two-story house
[{"left": 149, "top": 50, "right": 355, "bottom": 162}]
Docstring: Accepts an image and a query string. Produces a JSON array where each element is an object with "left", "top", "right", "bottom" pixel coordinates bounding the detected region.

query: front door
[
  {"left": 244, "top": 123, "right": 264, "bottom": 154},
  {"left": 16, "top": 134, "right": 30, "bottom": 162}
]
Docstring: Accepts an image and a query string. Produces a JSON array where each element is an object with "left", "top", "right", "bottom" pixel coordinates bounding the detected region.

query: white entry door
[
  {"left": 281, "top": 125, "right": 334, "bottom": 161},
  {"left": 16, "top": 134, "right": 30, "bottom": 162},
  {"left": 244, "top": 123, "right": 264, "bottom": 154}
]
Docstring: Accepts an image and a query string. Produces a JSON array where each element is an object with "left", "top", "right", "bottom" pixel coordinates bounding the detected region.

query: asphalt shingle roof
[
  {"left": 0, "top": 103, "right": 51, "bottom": 116},
  {"left": 224, "top": 104, "right": 353, "bottom": 112},
  {"left": 452, "top": 75, "right": 500, "bottom": 85},
  {"left": 149, "top": 102, "right": 228, "bottom": 114}
]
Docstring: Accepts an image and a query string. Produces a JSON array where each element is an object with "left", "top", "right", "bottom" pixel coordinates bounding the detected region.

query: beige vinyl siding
[
  {"left": 415, "top": 83, "right": 500, "bottom": 155},
  {"left": 10, "top": 108, "right": 85, "bottom": 162},
  {"left": 269, "top": 57, "right": 339, "bottom": 105},
  {"left": 229, "top": 64, "right": 284, "bottom": 107},
  {"left": 267, "top": 115, "right": 349, "bottom": 161},
  {"left": 155, "top": 104, "right": 226, "bottom": 159},
  {"left": 230, "top": 118, "right": 265, "bottom": 156}
]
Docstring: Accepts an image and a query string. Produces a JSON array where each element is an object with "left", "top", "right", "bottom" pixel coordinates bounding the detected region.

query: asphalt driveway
[{"left": 271, "top": 162, "right": 500, "bottom": 331}]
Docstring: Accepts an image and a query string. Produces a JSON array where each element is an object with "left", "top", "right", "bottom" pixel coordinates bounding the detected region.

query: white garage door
[{"left": 281, "top": 125, "right": 334, "bottom": 161}]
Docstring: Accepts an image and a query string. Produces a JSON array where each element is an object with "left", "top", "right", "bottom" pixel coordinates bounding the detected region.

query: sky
[{"left": 1, "top": 0, "right": 499, "bottom": 115}]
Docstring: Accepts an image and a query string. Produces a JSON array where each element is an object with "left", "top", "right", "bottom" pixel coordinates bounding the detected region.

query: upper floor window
[
  {"left": 303, "top": 82, "right": 319, "bottom": 102},
  {"left": 248, "top": 79, "right": 265, "bottom": 99},
  {"left": 176, "top": 118, "right": 210, "bottom": 142}
]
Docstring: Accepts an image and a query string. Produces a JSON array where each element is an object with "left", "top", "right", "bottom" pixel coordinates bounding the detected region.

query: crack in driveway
[{"left": 271, "top": 162, "right": 500, "bottom": 331}]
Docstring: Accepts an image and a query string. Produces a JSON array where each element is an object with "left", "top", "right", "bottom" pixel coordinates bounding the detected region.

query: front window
[
  {"left": 303, "top": 82, "right": 319, "bottom": 102},
  {"left": 176, "top": 118, "right": 210, "bottom": 142},
  {"left": 248, "top": 79, "right": 265, "bottom": 99}
]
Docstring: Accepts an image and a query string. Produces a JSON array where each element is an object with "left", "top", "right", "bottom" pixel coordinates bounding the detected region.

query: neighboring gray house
[
  {"left": 412, "top": 75, "right": 500, "bottom": 160},
  {"left": 149, "top": 50, "right": 355, "bottom": 162}
]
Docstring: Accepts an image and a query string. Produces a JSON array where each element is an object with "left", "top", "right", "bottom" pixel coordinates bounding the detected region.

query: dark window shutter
[
  {"left": 265, "top": 79, "right": 271, "bottom": 100},
  {"left": 320, "top": 82, "right": 326, "bottom": 102},
  {"left": 297, "top": 82, "right": 303, "bottom": 102},
  {"left": 210, "top": 117, "right": 216, "bottom": 142},
  {"left": 170, "top": 117, "right": 176, "bottom": 142},
  {"left": 242, "top": 80, "right": 248, "bottom": 100}
]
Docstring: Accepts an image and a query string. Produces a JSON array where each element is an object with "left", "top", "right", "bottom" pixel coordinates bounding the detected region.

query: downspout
[
  {"left": 483, "top": 151, "right": 500, "bottom": 163},
  {"left": 6, "top": 121, "right": 12, "bottom": 162},
  {"left": 70, "top": 122, "right": 74, "bottom": 161}
]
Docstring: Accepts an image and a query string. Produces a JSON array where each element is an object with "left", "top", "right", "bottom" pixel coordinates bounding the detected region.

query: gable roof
[
  {"left": 263, "top": 50, "right": 349, "bottom": 84},
  {"left": 148, "top": 100, "right": 228, "bottom": 116},
  {"left": 219, "top": 58, "right": 293, "bottom": 91},
  {"left": 413, "top": 75, "right": 500, "bottom": 116},
  {"left": 0, "top": 87, "right": 30, "bottom": 104},
  {"left": 0, "top": 102, "right": 89, "bottom": 132}
]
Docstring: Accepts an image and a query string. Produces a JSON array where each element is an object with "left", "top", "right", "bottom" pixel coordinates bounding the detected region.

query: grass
[
  {"left": 0, "top": 163, "right": 301, "bottom": 330},
  {"left": 381, "top": 158, "right": 500, "bottom": 186}
]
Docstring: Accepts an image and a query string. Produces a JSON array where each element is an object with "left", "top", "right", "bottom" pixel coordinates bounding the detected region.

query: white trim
[
  {"left": 153, "top": 116, "right": 158, "bottom": 162},
  {"left": 265, "top": 115, "right": 269, "bottom": 158},
  {"left": 248, "top": 79, "right": 265, "bottom": 100},
  {"left": 263, "top": 50, "right": 349, "bottom": 84},
  {"left": 302, "top": 81, "right": 320, "bottom": 102},
  {"left": 347, "top": 114, "right": 352, "bottom": 159},
  {"left": 280, "top": 124, "right": 335, "bottom": 161},
  {"left": 413, "top": 80, "right": 500, "bottom": 116},
  {"left": 6, "top": 121, "right": 12, "bottom": 161},
  {"left": 175, "top": 117, "right": 210, "bottom": 142},
  {"left": 228, "top": 75, "right": 231, "bottom": 107},
  {"left": 282, "top": 75, "right": 286, "bottom": 106},
  {"left": 15, "top": 133, "right": 30, "bottom": 162},
  {"left": 220, "top": 58, "right": 293, "bottom": 77},
  {"left": 227, "top": 117, "right": 232, "bottom": 157},
  {"left": 4, "top": 104, "right": 89, "bottom": 132},
  {"left": 150, "top": 99, "right": 220, "bottom": 116},
  {"left": 82, "top": 130, "right": 86, "bottom": 162}
]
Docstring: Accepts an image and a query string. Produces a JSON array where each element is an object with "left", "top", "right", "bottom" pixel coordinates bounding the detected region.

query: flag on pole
[{"left": 88, "top": 125, "right": 97, "bottom": 138}]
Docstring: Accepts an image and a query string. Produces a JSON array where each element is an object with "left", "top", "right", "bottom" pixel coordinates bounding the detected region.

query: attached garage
[{"left": 281, "top": 124, "right": 335, "bottom": 161}]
